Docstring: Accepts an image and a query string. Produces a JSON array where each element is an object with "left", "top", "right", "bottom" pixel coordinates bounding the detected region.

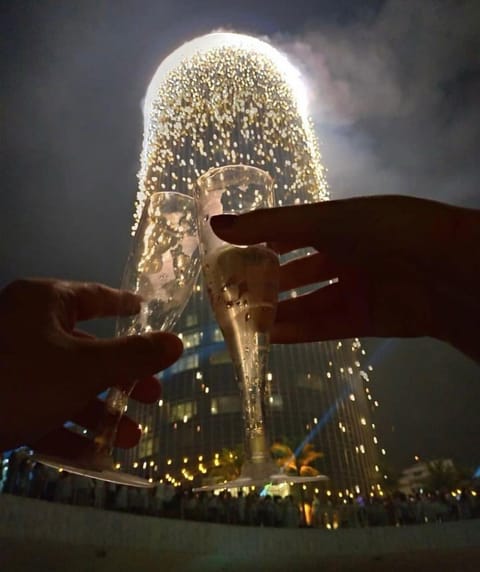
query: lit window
[
  {"left": 169, "top": 400, "right": 197, "bottom": 423},
  {"left": 210, "top": 395, "right": 241, "bottom": 415},
  {"left": 185, "top": 313, "right": 198, "bottom": 327},
  {"left": 212, "top": 327, "right": 224, "bottom": 342},
  {"left": 209, "top": 350, "right": 230, "bottom": 365},
  {"left": 268, "top": 394, "right": 283, "bottom": 409},
  {"left": 182, "top": 331, "right": 201, "bottom": 349}
]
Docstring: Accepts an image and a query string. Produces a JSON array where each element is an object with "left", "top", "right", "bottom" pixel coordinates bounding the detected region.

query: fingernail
[{"left": 211, "top": 214, "right": 237, "bottom": 232}]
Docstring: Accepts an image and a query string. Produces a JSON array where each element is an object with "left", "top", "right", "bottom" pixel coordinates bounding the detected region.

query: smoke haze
[{"left": 274, "top": 0, "right": 480, "bottom": 206}]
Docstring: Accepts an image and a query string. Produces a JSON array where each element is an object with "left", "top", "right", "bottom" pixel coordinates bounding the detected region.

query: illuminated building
[{"left": 118, "top": 33, "right": 383, "bottom": 495}]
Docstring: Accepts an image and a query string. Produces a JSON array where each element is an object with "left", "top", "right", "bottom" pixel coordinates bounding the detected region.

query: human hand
[
  {"left": 0, "top": 278, "right": 183, "bottom": 454},
  {"left": 211, "top": 195, "right": 480, "bottom": 362}
]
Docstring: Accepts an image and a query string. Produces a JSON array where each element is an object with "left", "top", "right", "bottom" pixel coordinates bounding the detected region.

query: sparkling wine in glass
[
  {"left": 194, "top": 165, "right": 281, "bottom": 489},
  {"left": 34, "top": 192, "right": 200, "bottom": 487}
]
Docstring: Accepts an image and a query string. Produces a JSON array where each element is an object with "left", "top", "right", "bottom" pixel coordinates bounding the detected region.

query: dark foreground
[{"left": 1, "top": 494, "right": 479, "bottom": 572}]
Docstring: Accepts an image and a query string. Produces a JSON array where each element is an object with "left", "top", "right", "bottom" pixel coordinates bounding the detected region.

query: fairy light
[{"left": 135, "top": 32, "right": 328, "bottom": 233}]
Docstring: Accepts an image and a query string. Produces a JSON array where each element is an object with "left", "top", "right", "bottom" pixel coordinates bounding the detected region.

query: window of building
[
  {"left": 185, "top": 313, "right": 198, "bottom": 328},
  {"left": 139, "top": 437, "right": 153, "bottom": 458},
  {"left": 183, "top": 331, "right": 202, "bottom": 349},
  {"left": 268, "top": 394, "right": 283, "bottom": 409},
  {"left": 210, "top": 395, "right": 241, "bottom": 415},
  {"left": 169, "top": 353, "right": 199, "bottom": 373},
  {"left": 209, "top": 350, "right": 231, "bottom": 365},
  {"left": 169, "top": 400, "right": 197, "bottom": 423},
  {"left": 297, "top": 372, "right": 323, "bottom": 390},
  {"left": 212, "top": 327, "right": 224, "bottom": 342}
]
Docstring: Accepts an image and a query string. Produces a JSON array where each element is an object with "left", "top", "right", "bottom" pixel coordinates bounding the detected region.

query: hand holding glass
[{"left": 34, "top": 192, "right": 200, "bottom": 486}]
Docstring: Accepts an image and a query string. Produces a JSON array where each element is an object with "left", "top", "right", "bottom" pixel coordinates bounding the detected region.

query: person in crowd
[
  {"left": 93, "top": 479, "right": 106, "bottom": 510},
  {"left": 54, "top": 471, "right": 73, "bottom": 504},
  {"left": 72, "top": 474, "right": 93, "bottom": 507},
  {"left": 29, "top": 462, "right": 48, "bottom": 500},
  {"left": 113, "top": 484, "right": 128, "bottom": 512}
]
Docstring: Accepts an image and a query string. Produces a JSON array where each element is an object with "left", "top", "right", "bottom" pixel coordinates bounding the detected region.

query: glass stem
[
  {"left": 232, "top": 332, "right": 271, "bottom": 465},
  {"left": 93, "top": 384, "right": 137, "bottom": 460}
]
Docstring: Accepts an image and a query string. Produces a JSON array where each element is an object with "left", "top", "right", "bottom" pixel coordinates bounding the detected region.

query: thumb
[{"left": 74, "top": 332, "right": 183, "bottom": 391}]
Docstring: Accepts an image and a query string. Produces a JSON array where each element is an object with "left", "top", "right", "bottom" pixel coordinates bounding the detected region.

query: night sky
[{"left": 1, "top": 0, "right": 479, "bottom": 471}]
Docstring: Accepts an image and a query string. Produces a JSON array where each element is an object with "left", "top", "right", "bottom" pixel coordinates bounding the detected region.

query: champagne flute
[
  {"left": 193, "top": 165, "right": 281, "bottom": 490},
  {"left": 34, "top": 192, "right": 200, "bottom": 487},
  {"left": 194, "top": 165, "right": 326, "bottom": 491}
]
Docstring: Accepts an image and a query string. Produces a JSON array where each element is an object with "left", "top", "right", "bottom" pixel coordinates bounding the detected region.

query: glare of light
[{"left": 143, "top": 32, "right": 311, "bottom": 129}]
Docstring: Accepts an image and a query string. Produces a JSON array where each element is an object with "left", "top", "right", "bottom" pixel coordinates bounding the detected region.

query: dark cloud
[{"left": 275, "top": 0, "right": 480, "bottom": 206}]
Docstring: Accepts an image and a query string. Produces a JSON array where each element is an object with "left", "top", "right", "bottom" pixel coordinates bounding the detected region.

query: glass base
[
  {"left": 193, "top": 460, "right": 328, "bottom": 491},
  {"left": 33, "top": 453, "right": 154, "bottom": 488}
]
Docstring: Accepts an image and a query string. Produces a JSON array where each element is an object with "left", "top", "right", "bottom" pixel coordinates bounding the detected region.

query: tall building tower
[{"left": 118, "top": 33, "right": 385, "bottom": 497}]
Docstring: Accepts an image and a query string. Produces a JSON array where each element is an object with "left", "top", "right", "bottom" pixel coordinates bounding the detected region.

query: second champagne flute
[{"left": 34, "top": 192, "right": 200, "bottom": 487}]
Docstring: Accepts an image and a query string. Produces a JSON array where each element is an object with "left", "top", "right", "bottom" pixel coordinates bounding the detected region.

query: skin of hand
[
  {"left": 0, "top": 278, "right": 183, "bottom": 454},
  {"left": 211, "top": 195, "right": 480, "bottom": 363}
]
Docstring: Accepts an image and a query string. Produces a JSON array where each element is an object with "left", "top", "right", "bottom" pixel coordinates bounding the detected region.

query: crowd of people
[{"left": 3, "top": 451, "right": 479, "bottom": 529}]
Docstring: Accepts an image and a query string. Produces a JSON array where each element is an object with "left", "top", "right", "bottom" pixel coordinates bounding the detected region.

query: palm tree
[{"left": 271, "top": 441, "right": 324, "bottom": 477}]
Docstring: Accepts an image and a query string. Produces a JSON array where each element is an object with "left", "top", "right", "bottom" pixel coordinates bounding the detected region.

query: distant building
[{"left": 398, "top": 459, "right": 456, "bottom": 494}]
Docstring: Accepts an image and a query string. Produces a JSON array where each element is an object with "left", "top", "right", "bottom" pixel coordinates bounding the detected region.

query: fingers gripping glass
[
  {"left": 192, "top": 165, "right": 325, "bottom": 492},
  {"left": 34, "top": 193, "right": 200, "bottom": 487}
]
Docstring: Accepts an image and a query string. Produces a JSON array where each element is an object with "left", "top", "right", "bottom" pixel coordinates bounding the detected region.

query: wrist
[{"left": 431, "top": 204, "right": 480, "bottom": 361}]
